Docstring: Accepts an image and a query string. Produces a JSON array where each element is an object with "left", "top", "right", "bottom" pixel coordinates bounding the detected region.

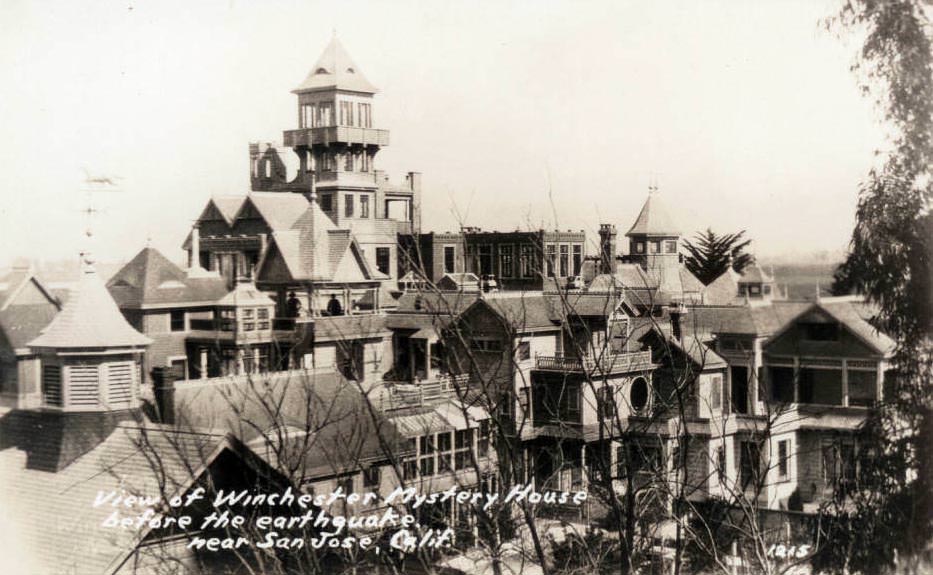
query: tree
[
  {"left": 823, "top": 0, "right": 933, "bottom": 572},
  {"left": 682, "top": 229, "right": 755, "bottom": 286}
]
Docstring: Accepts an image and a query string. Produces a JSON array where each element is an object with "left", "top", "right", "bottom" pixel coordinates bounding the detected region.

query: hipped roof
[{"left": 30, "top": 263, "right": 151, "bottom": 350}]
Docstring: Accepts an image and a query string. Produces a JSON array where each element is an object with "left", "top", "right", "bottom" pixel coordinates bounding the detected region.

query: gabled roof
[
  {"left": 30, "top": 263, "right": 151, "bottom": 350},
  {"left": 736, "top": 262, "right": 773, "bottom": 284},
  {"left": 293, "top": 37, "right": 378, "bottom": 95},
  {"left": 0, "top": 269, "right": 61, "bottom": 354},
  {"left": 197, "top": 195, "right": 246, "bottom": 227},
  {"left": 0, "top": 414, "right": 264, "bottom": 574},
  {"left": 259, "top": 201, "right": 383, "bottom": 283},
  {"left": 626, "top": 192, "right": 681, "bottom": 237},
  {"left": 239, "top": 192, "right": 312, "bottom": 232},
  {"left": 107, "top": 247, "right": 229, "bottom": 309},
  {"left": 465, "top": 295, "right": 562, "bottom": 333},
  {"left": 216, "top": 279, "right": 276, "bottom": 308},
  {"left": 764, "top": 299, "right": 896, "bottom": 356},
  {"left": 171, "top": 370, "right": 408, "bottom": 478},
  {"left": 684, "top": 302, "right": 810, "bottom": 338}
]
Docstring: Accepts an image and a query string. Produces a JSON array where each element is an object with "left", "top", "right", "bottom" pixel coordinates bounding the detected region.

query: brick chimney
[{"left": 598, "top": 224, "right": 617, "bottom": 274}]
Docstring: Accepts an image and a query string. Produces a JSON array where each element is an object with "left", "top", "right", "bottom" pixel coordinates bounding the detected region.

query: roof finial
[{"left": 648, "top": 172, "right": 659, "bottom": 194}]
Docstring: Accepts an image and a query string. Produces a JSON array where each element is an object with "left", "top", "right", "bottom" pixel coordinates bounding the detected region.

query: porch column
[
  {"left": 877, "top": 361, "right": 885, "bottom": 402},
  {"left": 199, "top": 349, "right": 208, "bottom": 380},
  {"left": 841, "top": 359, "right": 849, "bottom": 407},
  {"left": 306, "top": 285, "right": 315, "bottom": 317},
  {"left": 424, "top": 339, "right": 433, "bottom": 381},
  {"left": 793, "top": 357, "right": 800, "bottom": 403},
  {"left": 236, "top": 349, "right": 245, "bottom": 374},
  {"left": 254, "top": 348, "right": 261, "bottom": 372},
  {"left": 409, "top": 338, "right": 416, "bottom": 383}
]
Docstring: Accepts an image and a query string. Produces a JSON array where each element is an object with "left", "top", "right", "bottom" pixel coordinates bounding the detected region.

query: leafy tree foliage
[
  {"left": 682, "top": 228, "right": 754, "bottom": 285},
  {"left": 823, "top": 0, "right": 932, "bottom": 572}
]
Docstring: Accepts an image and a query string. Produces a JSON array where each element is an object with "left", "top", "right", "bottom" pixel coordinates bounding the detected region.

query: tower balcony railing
[
  {"left": 534, "top": 350, "right": 654, "bottom": 375},
  {"left": 283, "top": 126, "right": 390, "bottom": 148}
]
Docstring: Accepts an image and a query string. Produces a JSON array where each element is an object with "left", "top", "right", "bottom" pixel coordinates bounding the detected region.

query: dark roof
[
  {"left": 626, "top": 192, "right": 681, "bottom": 236},
  {"left": 0, "top": 304, "right": 60, "bottom": 354},
  {"left": 684, "top": 302, "right": 810, "bottom": 337},
  {"left": 393, "top": 290, "right": 480, "bottom": 316},
  {"left": 107, "top": 247, "right": 229, "bottom": 309},
  {"left": 0, "top": 412, "right": 243, "bottom": 574},
  {"left": 172, "top": 370, "right": 408, "bottom": 478},
  {"left": 293, "top": 37, "right": 378, "bottom": 94},
  {"left": 769, "top": 299, "right": 896, "bottom": 355}
]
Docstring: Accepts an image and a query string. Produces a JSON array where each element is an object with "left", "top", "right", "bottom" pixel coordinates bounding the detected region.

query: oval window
[{"left": 630, "top": 377, "right": 649, "bottom": 412}]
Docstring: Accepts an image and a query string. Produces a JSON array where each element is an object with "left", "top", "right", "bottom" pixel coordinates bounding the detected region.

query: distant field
[{"left": 767, "top": 262, "right": 840, "bottom": 300}]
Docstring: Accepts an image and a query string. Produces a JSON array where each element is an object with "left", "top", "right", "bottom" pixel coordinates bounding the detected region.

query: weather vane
[{"left": 78, "top": 167, "right": 124, "bottom": 264}]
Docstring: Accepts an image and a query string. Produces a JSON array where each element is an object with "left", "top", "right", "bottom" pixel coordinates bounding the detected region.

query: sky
[{"left": 0, "top": 0, "right": 888, "bottom": 267}]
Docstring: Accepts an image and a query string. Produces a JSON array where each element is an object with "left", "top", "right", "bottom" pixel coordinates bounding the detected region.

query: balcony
[
  {"left": 382, "top": 373, "right": 469, "bottom": 409},
  {"left": 283, "top": 126, "right": 390, "bottom": 148},
  {"left": 534, "top": 350, "right": 653, "bottom": 375}
]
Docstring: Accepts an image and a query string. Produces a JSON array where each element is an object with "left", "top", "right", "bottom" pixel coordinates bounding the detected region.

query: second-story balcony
[
  {"left": 534, "top": 350, "right": 654, "bottom": 375},
  {"left": 283, "top": 126, "right": 390, "bottom": 148}
]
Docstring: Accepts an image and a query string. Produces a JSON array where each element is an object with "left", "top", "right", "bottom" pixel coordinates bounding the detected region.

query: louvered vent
[
  {"left": 107, "top": 362, "right": 134, "bottom": 407},
  {"left": 69, "top": 365, "right": 100, "bottom": 406},
  {"left": 42, "top": 365, "right": 62, "bottom": 407}
]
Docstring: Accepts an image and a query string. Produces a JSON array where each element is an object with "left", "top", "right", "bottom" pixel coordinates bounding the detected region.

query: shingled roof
[
  {"left": 107, "top": 247, "right": 229, "bottom": 309},
  {"left": 171, "top": 370, "right": 408, "bottom": 479},
  {"left": 293, "top": 36, "right": 378, "bottom": 95},
  {"left": 30, "top": 263, "right": 151, "bottom": 350},
  {"left": 258, "top": 201, "right": 383, "bottom": 283},
  {"left": 0, "top": 269, "right": 61, "bottom": 355},
  {"left": 626, "top": 192, "right": 682, "bottom": 236},
  {"left": 0, "top": 414, "right": 258, "bottom": 574}
]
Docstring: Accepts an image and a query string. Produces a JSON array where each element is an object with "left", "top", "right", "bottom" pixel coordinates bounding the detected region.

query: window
[
  {"left": 319, "top": 102, "right": 333, "bottom": 126},
  {"left": 358, "top": 103, "right": 372, "bottom": 127},
  {"left": 360, "top": 152, "right": 371, "bottom": 172},
  {"left": 478, "top": 245, "right": 493, "bottom": 276},
  {"left": 749, "top": 284, "right": 761, "bottom": 295},
  {"left": 499, "top": 245, "right": 514, "bottom": 278},
  {"left": 763, "top": 284, "right": 772, "bottom": 295},
  {"left": 363, "top": 466, "right": 380, "bottom": 489},
  {"left": 345, "top": 194, "right": 355, "bottom": 217},
  {"left": 344, "top": 151, "right": 354, "bottom": 171},
  {"left": 648, "top": 241, "right": 660, "bottom": 254},
  {"left": 847, "top": 369, "right": 877, "bottom": 407},
  {"left": 360, "top": 195, "right": 370, "bottom": 218},
  {"left": 339, "top": 101, "right": 353, "bottom": 126},
  {"left": 630, "top": 377, "right": 649, "bottom": 413},
  {"left": 559, "top": 245, "right": 569, "bottom": 277},
  {"left": 478, "top": 420, "right": 491, "bottom": 457},
  {"left": 572, "top": 244, "right": 582, "bottom": 276},
  {"left": 716, "top": 446, "right": 726, "bottom": 479},
  {"left": 802, "top": 322, "right": 840, "bottom": 341},
  {"left": 375, "top": 247, "right": 391, "bottom": 275},
  {"left": 545, "top": 244, "right": 557, "bottom": 277},
  {"left": 634, "top": 241, "right": 645, "bottom": 254},
  {"left": 455, "top": 429, "right": 474, "bottom": 470},
  {"left": 770, "top": 366, "right": 795, "bottom": 403},
  {"left": 711, "top": 376, "right": 722, "bottom": 409},
  {"left": 521, "top": 245, "right": 535, "bottom": 278},
  {"left": 443, "top": 246, "right": 456, "bottom": 274},
  {"left": 257, "top": 307, "right": 270, "bottom": 330},
  {"left": 664, "top": 240, "right": 678, "bottom": 253},
  {"left": 437, "top": 432, "right": 453, "bottom": 473},
  {"left": 567, "top": 387, "right": 580, "bottom": 412},
  {"left": 597, "top": 386, "right": 616, "bottom": 420},
  {"left": 777, "top": 440, "right": 790, "bottom": 479},
  {"left": 320, "top": 194, "right": 333, "bottom": 212},
  {"left": 170, "top": 310, "right": 186, "bottom": 332},
  {"left": 516, "top": 341, "right": 531, "bottom": 361},
  {"left": 403, "top": 460, "right": 417, "bottom": 480},
  {"left": 740, "top": 440, "right": 761, "bottom": 487}
]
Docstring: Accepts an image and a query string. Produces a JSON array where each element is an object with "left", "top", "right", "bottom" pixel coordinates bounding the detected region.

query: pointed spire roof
[
  {"left": 30, "top": 263, "right": 151, "bottom": 349},
  {"left": 293, "top": 37, "right": 378, "bottom": 94},
  {"left": 626, "top": 192, "right": 682, "bottom": 237}
]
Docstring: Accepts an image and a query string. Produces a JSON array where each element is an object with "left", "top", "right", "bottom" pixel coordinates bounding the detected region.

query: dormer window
[
  {"left": 316, "top": 67, "right": 329, "bottom": 74},
  {"left": 346, "top": 67, "right": 355, "bottom": 73}
]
